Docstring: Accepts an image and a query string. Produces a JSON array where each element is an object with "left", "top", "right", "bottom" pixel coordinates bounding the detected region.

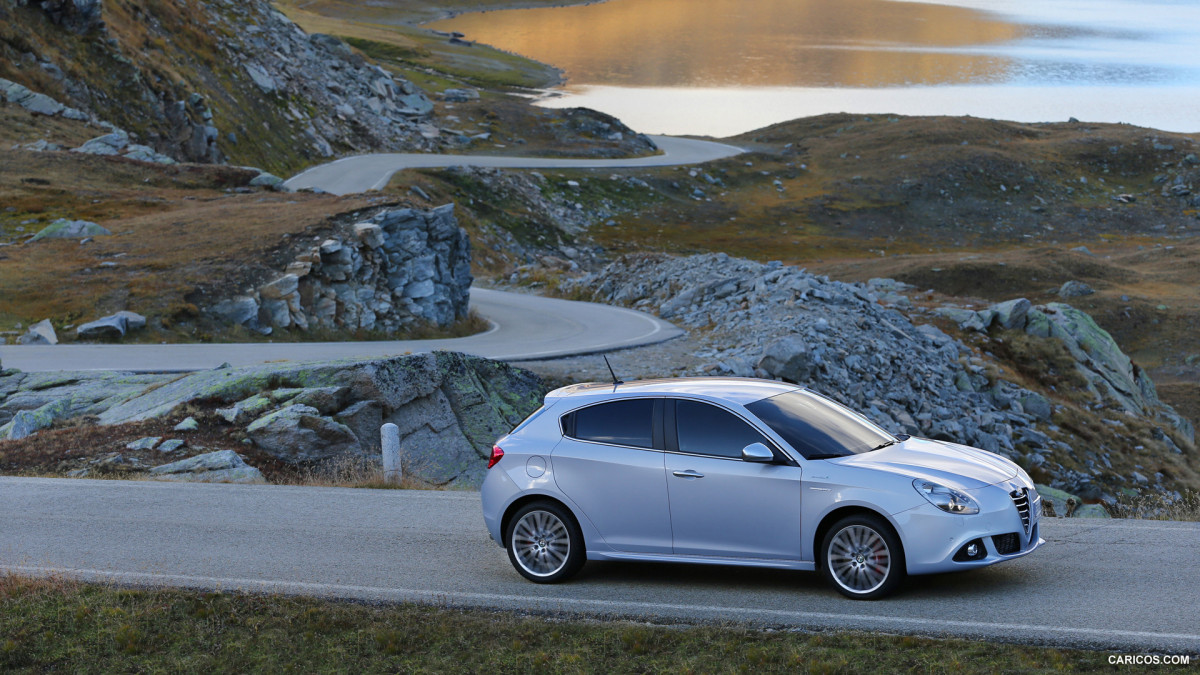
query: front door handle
[{"left": 672, "top": 470, "right": 704, "bottom": 479}]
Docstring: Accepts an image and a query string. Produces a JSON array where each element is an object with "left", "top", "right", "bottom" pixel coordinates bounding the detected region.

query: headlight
[{"left": 913, "top": 480, "right": 980, "bottom": 514}]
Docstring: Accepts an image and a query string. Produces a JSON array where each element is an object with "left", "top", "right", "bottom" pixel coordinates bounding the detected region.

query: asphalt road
[
  {"left": 3, "top": 477, "right": 1197, "bottom": 653},
  {"left": 0, "top": 288, "right": 682, "bottom": 372},
  {"left": 282, "top": 135, "right": 746, "bottom": 195}
]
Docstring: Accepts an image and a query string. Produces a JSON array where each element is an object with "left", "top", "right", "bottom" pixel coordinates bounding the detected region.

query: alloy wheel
[
  {"left": 511, "top": 509, "right": 571, "bottom": 577},
  {"left": 827, "top": 524, "right": 891, "bottom": 595}
]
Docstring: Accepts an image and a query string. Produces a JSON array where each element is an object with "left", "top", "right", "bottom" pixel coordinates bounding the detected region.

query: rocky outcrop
[
  {"left": 211, "top": 205, "right": 473, "bottom": 334},
  {"left": 71, "top": 130, "right": 178, "bottom": 165},
  {"left": 148, "top": 450, "right": 266, "bottom": 484},
  {"left": 935, "top": 300, "right": 1194, "bottom": 443},
  {"left": 0, "top": 352, "right": 543, "bottom": 487},
  {"left": 561, "top": 253, "right": 1194, "bottom": 500},
  {"left": 2, "top": 0, "right": 437, "bottom": 170},
  {"left": 0, "top": 77, "right": 89, "bottom": 120}
]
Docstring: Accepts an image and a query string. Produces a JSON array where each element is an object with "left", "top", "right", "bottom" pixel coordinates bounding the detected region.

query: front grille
[
  {"left": 993, "top": 532, "right": 1020, "bottom": 555},
  {"left": 1011, "top": 488, "right": 1031, "bottom": 535}
]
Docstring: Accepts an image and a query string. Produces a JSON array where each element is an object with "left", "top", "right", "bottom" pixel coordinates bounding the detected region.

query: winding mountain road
[
  {"left": 2, "top": 135, "right": 744, "bottom": 372},
  {"left": 3, "top": 478, "right": 1197, "bottom": 653},
  {"left": 283, "top": 135, "right": 745, "bottom": 194},
  {"left": 0, "top": 288, "right": 682, "bottom": 372}
]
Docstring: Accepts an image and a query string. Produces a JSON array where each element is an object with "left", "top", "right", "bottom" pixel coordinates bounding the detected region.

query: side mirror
[{"left": 741, "top": 442, "right": 775, "bottom": 463}]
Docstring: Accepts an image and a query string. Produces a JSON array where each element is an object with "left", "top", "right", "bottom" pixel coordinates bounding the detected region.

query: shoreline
[{"left": 416, "top": 0, "right": 610, "bottom": 25}]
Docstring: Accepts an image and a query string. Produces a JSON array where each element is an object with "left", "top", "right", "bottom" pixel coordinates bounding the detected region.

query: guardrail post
[{"left": 381, "top": 423, "right": 401, "bottom": 484}]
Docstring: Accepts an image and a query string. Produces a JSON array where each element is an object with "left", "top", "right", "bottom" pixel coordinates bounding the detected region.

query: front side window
[
  {"left": 566, "top": 399, "right": 655, "bottom": 449},
  {"left": 675, "top": 400, "right": 772, "bottom": 459},
  {"left": 745, "top": 390, "right": 894, "bottom": 459}
]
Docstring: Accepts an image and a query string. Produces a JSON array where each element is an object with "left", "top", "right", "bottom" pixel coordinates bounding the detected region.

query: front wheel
[
  {"left": 820, "top": 514, "right": 906, "bottom": 600},
  {"left": 505, "top": 501, "right": 585, "bottom": 583}
]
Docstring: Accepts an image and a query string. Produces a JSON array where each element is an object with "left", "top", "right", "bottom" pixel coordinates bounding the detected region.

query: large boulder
[
  {"left": 29, "top": 219, "right": 111, "bottom": 241},
  {"left": 17, "top": 319, "right": 58, "bottom": 345},
  {"left": 148, "top": 450, "right": 266, "bottom": 484},
  {"left": 76, "top": 311, "right": 146, "bottom": 339}
]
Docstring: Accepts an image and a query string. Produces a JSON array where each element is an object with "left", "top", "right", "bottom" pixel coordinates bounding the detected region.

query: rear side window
[
  {"left": 675, "top": 400, "right": 772, "bottom": 459},
  {"left": 563, "top": 399, "right": 655, "bottom": 449}
]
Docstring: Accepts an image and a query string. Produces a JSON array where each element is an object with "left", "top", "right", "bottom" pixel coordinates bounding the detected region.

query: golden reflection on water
[{"left": 429, "top": 0, "right": 1026, "bottom": 87}]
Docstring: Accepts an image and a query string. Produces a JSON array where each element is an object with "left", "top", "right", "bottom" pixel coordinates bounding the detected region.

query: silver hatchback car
[{"left": 481, "top": 377, "right": 1043, "bottom": 599}]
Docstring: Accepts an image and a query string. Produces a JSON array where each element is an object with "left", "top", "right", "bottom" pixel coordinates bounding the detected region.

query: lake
[{"left": 429, "top": 0, "right": 1200, "bottom": 136}]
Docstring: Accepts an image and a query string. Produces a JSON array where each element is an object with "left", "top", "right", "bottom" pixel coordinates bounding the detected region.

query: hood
[{"left": 829, "top": 437, "right": 1017, "bottom": 490}]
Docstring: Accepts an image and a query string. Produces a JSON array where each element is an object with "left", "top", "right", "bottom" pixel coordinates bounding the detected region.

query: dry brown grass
[
  {"left": 1110, "top": 490, "right": 1200, "bottom": 521},
  {"left": 280, "top": 451, "right": 447, "bottom": 490},
  {"left": 0, "top": 148, "right": 389, "bottom": 336}
]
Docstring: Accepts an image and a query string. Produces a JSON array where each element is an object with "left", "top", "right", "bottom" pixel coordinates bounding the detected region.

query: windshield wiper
[
  {"left": 805, "top": 453, "right": 846, "bottom": 460},
  {"left": 871, "top": 434, "right": 910, "bottom": 452}
]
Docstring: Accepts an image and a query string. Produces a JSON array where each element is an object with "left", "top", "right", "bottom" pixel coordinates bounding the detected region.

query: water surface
[{"left": 431, "top": 0, "right": 1200, "bottom": 135}]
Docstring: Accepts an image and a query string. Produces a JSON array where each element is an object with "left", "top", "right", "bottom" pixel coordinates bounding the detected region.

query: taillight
[{"left": 487, "top": 445, "right": 504, "bottom": 469}]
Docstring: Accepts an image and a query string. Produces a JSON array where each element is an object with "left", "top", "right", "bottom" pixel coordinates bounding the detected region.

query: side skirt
[{"left": 587, "top": 550, "right": 816, "bottom": 572}]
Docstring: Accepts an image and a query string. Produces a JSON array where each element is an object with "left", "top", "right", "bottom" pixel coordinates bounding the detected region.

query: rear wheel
[
  {"left": 820, "top": 514, "right": 905, "bottom": 600},
  {"left": 505, "top": 501, "right": 585, "bottom": 583}
]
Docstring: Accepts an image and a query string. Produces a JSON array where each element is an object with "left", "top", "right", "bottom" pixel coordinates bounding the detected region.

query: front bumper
[{"left": 896, "top": 484, "right": 1043, "bottom": 575}]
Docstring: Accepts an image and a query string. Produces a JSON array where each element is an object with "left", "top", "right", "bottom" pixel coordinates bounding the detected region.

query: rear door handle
[{"left": 672, "top": 470, "right": 704, "bottom": 479}]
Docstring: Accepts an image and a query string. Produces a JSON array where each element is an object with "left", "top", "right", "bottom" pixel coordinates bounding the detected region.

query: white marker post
[{"left": 381, "top": 423, "right": 401, "bottom": 485}]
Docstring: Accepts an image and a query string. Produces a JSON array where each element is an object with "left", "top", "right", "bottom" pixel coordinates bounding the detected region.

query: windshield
[{"left": 745, "top": 390, "right": 896, "bottom": 460}]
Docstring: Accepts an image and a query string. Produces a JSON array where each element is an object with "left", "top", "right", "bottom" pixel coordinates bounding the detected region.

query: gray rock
[
  {"left": 148, "top": 450, "right": 266, "bottom": 484},
  {"left": 216, "top": 394, "right": 274, "bottom": 424},
  {"left": 259, "top": 274, "right": 299, "bottom": 300},
  {"left": 932, "top": 307, "right": 987, "bottom": 332},
  {"left": 1073, "top": 504, "right": 1111, "bottom": 518},
  {"left": 989, "top": 298, "right": 1031, "bottom": 331},
  {"left": 158, "top": 439, "right": 186, "bottom": 453},
  {"left": 246, "top": 404, "right": 360, "bottom": 463},
  {"left": 289, "top": 386, "right": 347, "bottom": 415},
  {"left": 0, "top": 410, "right": 40, "bottom": 440},
  {"left": 335, "top": 400, "right": 383, "bottom": 454},
  {"left": 0, "top": 397, "right": 74, "bottom": 440},
  {"left": 250, "top": 172, "right": 284, "bottom": 190},
  {"left": 125, "top": 436, "right": 161, "bottom": 451},
  {"left": 1016, "top": 392, "right": 1053, "bottom": 421},
  {"left": 73, "top": 131, "right": 130, "bottom": 156},
  {"left": 442, "top": 88, "right": 479, "bottom": 102},
  {"left": 17, "top": 319, "right": 58, "bottom": 345},
  {"left": 757, "top": 336, "right": 815, "bottom": 383},
  {"left": 30, "top": 219, "right": 111, "bottom": 241},
  {"left": 243, "top": 63, "right": 277, "bottom": 93},
  {"left": 212, "top": 296, "right": 260, "bottom": 327},
  {"left": 1058, "top": 280, "right": 1095, "bottom": 298},
  {"left": 76, "top": 311, "right": 146, "bottom": 339},
  {"left": 173, "top": 417, "right": 199, "bottom": 432}
]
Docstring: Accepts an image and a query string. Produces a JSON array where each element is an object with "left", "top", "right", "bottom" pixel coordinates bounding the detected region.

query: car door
[
  {"left": 664, "top": 398, "right": 804, "bottom": 559},
  {"left": 552, "top": 398, "right": 673, "bottom": 553}
]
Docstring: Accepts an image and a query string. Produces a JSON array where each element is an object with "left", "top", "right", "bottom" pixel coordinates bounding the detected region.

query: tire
[
  {"left": 505, "top": 501, "right": 585, "bottom": 583},
  {"left": 820, "top": 513, "right": 906, "bottom": 600}
]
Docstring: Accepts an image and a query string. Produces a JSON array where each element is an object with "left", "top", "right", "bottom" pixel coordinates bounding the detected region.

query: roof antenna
[{"left": 603, "top": 355, "right": 624, "bottom": 386}]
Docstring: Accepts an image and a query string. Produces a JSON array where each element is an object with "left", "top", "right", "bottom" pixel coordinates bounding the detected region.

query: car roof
[{"left": 547, "top": 377, "right": 802, "bottom": 405}]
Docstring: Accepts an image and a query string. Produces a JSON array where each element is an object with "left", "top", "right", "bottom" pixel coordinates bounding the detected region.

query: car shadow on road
[{"left": 564, "top": 559, "right": 1039, "bottom": 602}]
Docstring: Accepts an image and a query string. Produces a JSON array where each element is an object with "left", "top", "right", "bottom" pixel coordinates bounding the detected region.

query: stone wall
[{"left": 212, "top": 205, "right": 473, "bottom": 334}]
